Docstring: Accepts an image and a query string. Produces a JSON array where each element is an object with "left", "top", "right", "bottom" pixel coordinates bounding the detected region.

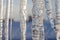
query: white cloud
[
  {"left": 12, "top": 5, "right": 20, "bottom": 21},
  {"left": 3, "top": 0, "right": 33, "bottom": 21},
  {"left": 3, "top": 0, "right": 55, "bottom": 21}
]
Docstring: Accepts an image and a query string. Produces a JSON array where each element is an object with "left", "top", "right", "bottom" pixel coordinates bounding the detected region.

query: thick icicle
[
  {"left": 20, "top": 0, "right": 27, "bottom": 40},
  {"left": 44, "top": 0, "right": 55, "bottom": 31},
  {"left": 32, "top": 0, "right": 45, "bottom": 40}
]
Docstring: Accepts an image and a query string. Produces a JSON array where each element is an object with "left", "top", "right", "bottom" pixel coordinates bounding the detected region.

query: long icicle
[
  {"left": 55, "top": 0, "right": 60, "bottom": 40},
  {"left": 4, "top": 0, "right": 11, "bottom": 40},
  {"left": 20, "top": 0, "right": 27, "bottom": 40},
  {"left": 32, "top": 0, "right": 45, "bottom": 40},
  {"left": 10, "top": 0, "right": 13, "bottom": 40},
  {"left": 44, "top": 0, "right": 55, "bottom": 31},
  {"left": 0, "top": 0, "right": 3, "bottom": 40}
]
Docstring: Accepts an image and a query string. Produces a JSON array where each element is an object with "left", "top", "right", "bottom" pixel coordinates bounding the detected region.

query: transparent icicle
[
  {"left": 20, "top": 0, "right": 27, "bottom": 40},
  {"left": 32, "top": 0, "right": 45, "bottom": 40},
  {"left": 10, "top": 0, "right": 13, "bottom": 40},
  {"left": 55, "top": 0, "right": 60, "bottom": 40},
  {"left": 0, "top": 0, "right": 3, "bottom": 40},
  {"left": 44, "top": 0, "right": 55, "bottom": 31},
  {"left": 4, "top": 0, "right": 11, "bottom": 40}
]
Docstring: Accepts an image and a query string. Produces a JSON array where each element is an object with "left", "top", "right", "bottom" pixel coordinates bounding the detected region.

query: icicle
[
  {"left": 10, "top": 0, "right": 13, "bottom": 40},
  {"left": 44, "top": 0, "right": 55, "bottom": 31},
  {"left": 20, "top": 0, "right": 27, "bottom": 40},
  {"left": 55, "top": 0, "right": 60, "bottom": 40},
  {"left": 4, "top": 0, "right": 11, "bottom": 40},
  {"left": 32, "top": 0, "right": 45, "bottom": 40},
  {"left": 0, "top": 0, "right": 3, "bottom": 40}
]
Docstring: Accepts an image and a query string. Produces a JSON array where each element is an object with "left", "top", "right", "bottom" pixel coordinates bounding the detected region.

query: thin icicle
[
  {"left": 10, "top": 0, "right": 13, "bottom": 40},
  {"left": 32, "top": 0, "right": 45, "bottom": 40},
  {"left": 20, "top": 0, "right": 27, "bottom": 40},
  {"left": 0, "top": 0, "right": 3, "bottom": 40},
  {"left": 55, "top": 0, "right": 60, "bottom": 40},
  {"left": 4, "top": 0, "right": 11, "bottom": 40}
]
